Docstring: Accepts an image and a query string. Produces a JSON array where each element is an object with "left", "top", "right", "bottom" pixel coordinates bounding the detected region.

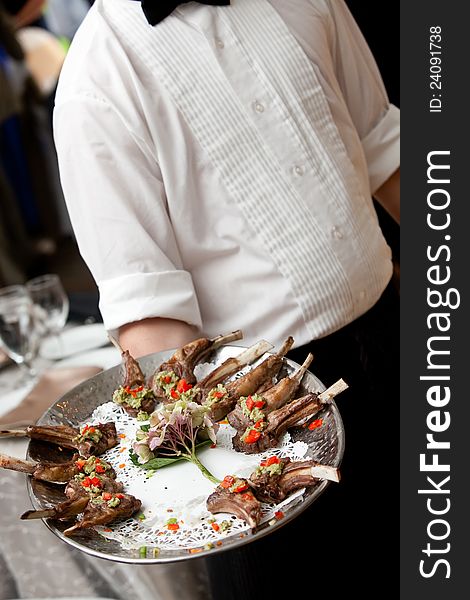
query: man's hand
[
  {"left": 373, "top": 167, "right": 400, "bottom": 224},
  {"left": 119, "top": 317, "right": 199, "bottom": 358}
]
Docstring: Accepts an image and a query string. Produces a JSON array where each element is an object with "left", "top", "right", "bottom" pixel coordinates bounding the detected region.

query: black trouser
[{"left": 206, "top": 281, "right": 400, "bottom": 599}]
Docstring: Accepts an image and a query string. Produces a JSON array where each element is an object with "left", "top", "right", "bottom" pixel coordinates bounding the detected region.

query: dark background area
[{"left": 346, "top": 0, "right": 400, "bottom": 266}]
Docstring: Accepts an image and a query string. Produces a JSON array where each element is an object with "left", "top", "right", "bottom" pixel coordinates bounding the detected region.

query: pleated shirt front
[{"left": 54, "top": 0, "right": 400, "bottom": 346}]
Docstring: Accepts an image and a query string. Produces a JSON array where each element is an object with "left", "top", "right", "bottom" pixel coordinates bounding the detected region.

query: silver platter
[{"left": 26, "top": 345, "right": 345, "bottom": 563}]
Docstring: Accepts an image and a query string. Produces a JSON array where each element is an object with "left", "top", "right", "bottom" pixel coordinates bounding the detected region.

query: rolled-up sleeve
[
  {"left": 53, "top": 94, "right": 202, "bottom": 331},
  {"left": 326, "top": 0, "right": 400, "bottom": 193}
]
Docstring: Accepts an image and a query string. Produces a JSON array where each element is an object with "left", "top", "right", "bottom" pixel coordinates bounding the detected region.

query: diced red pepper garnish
[
  {"left": 170, "top": 389, "right": 180, "bottom": 399},
  {"left": 116, "top": 494, "right": 124, "bottom": 499},
  {"left": 87, "top": 427, "right": 96, "bottom": 434},
  {"left": 125, "top": 385, "right": 144, "bottom": 398},
  {"left": 163, "top": 375, "right": 172, "bottom": 384},
  {"left": 308, "top": 418, "right": 323, "bottom": 431},
  {"left": 167, "top": 523, "right": 179, "bottom": 531},
  {"left": 274, "top": 511, "right": 284, "bottom": 520},
  {"left": 176, "top": 378, "right": 193, "bottom": 393},
  {"left": 253, "top": 419, "right": 264, "bottom": 430},
  {"left": 260, "top": 456, "right": 280, "bottom": 467},
  {"left": 241, "top": 493, "right": 253, "bottom": 501},
  {"left": 213, "top": 391, "right": 224, "bottom": 399},
  {"left": 82, "top": 477, "right": 92, "bottom": 487},
  {"left": 233, "top": 482, "right": 249, "bottom": 493},
  {"left": 254, "top": 400, "right": 265, "bottom": 409},
  {"left": 95, "top": 464, "right": 106, "bottom": 474},
  {"left": 75, "top": 459, "right": 86, "bottom": 470},
  {"left": 90, "top": 477, "right": 102, "bottom": 488},
  {"left": 102, "top": 492, "right": 113, "bottom": 501},
  {"left": 244, "top": 429, "right": 261, "bottom": 444},
  {"left": 245, "top": 396, "right": 255, "bottom": 412},
  {"left": 211, "top": 522, "right": 220, "bottom": 532},
  {"left": 220, "top": 475, "right": 235, "bottom": 489}
]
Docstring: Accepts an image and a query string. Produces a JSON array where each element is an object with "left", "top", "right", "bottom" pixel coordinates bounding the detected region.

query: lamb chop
[
  {"left": 0, "top": 453, "right": 115, "bottom": 484},
  {"left": 149, "top": 330, "right": 243, "bottom": 403},
  {"left": 21, "top": 472, "right": 124, "bottom": 521},
  {"left": 0, "top": 421, "right": 118, "bottom": 457},
  {"left": 206, "top": 475, "right": 262, "bottom": 528},
  {"left": 204, "top": 336, "right": 295, "bottom": 422},
  {"left": 109, "top": 335, "right": 156, "bottom": 418},
  {"left": 63, "top": 492, "right": 142, "bottom": 536},
  {"left": 227, "top": 352, "right": 313, "bottom": 432},
  {"left": 249, "top": 456, "right": 340, "bottom": 503},
  {"left": 232, "top": 379, "right": 348, "bottom": 454}
]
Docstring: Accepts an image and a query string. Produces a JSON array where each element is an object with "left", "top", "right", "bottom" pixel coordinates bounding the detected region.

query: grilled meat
[
  {"left": 0, "top": 422, "right": 118, "bottom": 457},
  {"left": 195, "top": 339, "right": 274, "bottom": 397},
  {"left": 227, "top": 352, "right": 313, "bottom": 432},
  {"left": 233, "top": 392, "right": 324, "bottom": 454},
  {"left": 21, "top": 473, "right": 124, "bottom": 521},
  {"left": 109, "top": 336, "right": 156, "bottom": 417},
  {"left": 63, "top": 492, "right": 141, "bottom": 536},
  {"left": 21, "top": 494, "right": 90, "bottom": 521},
  {"left": 206, "top": 476, "right": 262, "bottom": 528},
  {"left": 0, "top": 453, "right": 116, "bottom": 483},
  {"left": 205, "top": 337, "right": 295, "bottom": 422},
  {"left": 249, "top": 456, "right": 340, "bottom": 503},
  {"left": 150, "top": 330, "right": 243, "bottom": 402},
  {"left": 232, "top": 379, "right": 348, "bottom": 454}
]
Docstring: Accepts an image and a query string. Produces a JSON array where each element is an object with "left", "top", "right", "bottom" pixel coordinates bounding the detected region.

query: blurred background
[
  {"left": 0, "top": 0, "right": 399, "bottom": 326},
  {"left": 0, "top": 0, "right": 100, "bottom": 325}
]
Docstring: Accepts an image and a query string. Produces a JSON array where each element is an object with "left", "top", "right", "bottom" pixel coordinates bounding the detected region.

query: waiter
[{"left": 54, "top": 1, "right": 400, "bottom": 597}]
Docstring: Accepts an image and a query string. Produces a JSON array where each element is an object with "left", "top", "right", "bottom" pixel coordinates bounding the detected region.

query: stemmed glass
[
  {"left": 0, "top": 285, "right": 41, "bottom": 380},
  {"left": 26, "top": 274, "right": 70, "bottom": 356}
]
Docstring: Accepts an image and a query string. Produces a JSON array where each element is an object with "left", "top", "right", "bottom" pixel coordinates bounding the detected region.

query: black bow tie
[{"left": 136, "top": 1, "right": 230, "bottom": 26}]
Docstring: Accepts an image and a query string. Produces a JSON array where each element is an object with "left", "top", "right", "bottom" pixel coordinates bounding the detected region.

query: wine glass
[
  {"left": 0, "top": 285, "right": 41, "bottom": 379},
  {"left": 26, "top": 274, "right": 70, "bottom": 355}
]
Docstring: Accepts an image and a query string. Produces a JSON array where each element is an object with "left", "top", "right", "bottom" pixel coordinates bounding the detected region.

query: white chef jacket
[{"left": 53, "top": 0, "right": 400, "bottom": 348}]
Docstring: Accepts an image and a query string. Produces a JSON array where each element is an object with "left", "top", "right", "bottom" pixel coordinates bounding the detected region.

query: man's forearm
[
  {"left": 119, "top": 317, "right": 199, "bottom": 358},
  {"left": 373, "top": 167, "right": 400, "bottom": 224}
]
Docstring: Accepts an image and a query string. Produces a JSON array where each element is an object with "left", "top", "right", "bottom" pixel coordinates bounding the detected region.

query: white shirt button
[
  {"left": 293, "top": 165, "right": 305, "bottom": 176},
  {"left": 254, "top": 101, "right": 265, "bottom": 113},
  {"left": 331, "top": 226, "right": 344, "bottom": 240},
  {"left": 215, "top": 38, "right": 224, "bottom": 49}
]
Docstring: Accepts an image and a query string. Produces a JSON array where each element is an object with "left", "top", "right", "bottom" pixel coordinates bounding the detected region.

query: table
[{"left": 0, "top": 329, "right": 212, "bottom": 600}]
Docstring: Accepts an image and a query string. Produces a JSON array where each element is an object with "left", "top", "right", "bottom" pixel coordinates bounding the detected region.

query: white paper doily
[{"left": 87, "top": 400, "right": 308, "bottom": 551}]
